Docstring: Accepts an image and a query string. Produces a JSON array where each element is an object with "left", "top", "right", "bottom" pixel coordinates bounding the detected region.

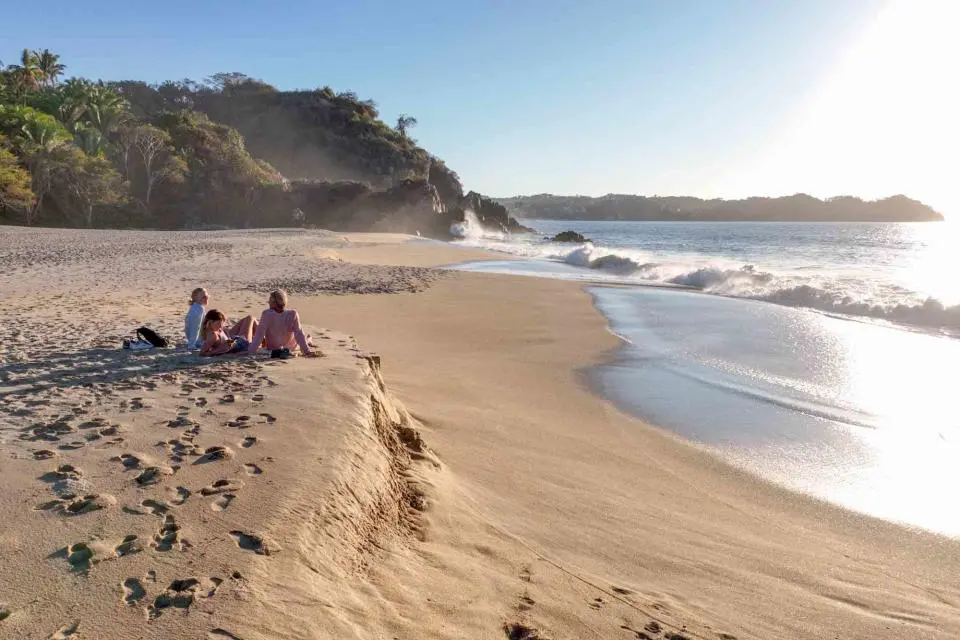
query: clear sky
[{"left": 2, "top": 0, "right": 956, "bottom": 215}]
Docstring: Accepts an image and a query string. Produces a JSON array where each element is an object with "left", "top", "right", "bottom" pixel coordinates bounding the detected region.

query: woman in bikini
[
  {"left": 185, "top": 287, "right": 258, "bottom": 350},
  {"left": 199, "top": 309, "right": 256, "bottom": 356}
]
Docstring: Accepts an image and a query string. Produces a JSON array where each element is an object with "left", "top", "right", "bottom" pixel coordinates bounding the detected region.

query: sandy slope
[{"left": 1, "top": 228, "right": 958, "bottom": 640}]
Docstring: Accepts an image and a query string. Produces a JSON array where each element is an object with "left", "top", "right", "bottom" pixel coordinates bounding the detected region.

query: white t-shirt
[{"left": 184, "top": 303, "right": 205, "bottom": 349}]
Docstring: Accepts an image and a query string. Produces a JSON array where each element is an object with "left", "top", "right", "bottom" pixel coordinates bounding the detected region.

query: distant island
[
  {"left": 0, "top": 48, "right": 524, "bottom": 237},
  {"left": 497, "top": 193, "right": 943, "bottom": 222}
]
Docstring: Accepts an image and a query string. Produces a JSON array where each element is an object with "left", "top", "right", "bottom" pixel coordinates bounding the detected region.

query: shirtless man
[{"left": 248, "top": 289, "right": 320, "bottom": 357}]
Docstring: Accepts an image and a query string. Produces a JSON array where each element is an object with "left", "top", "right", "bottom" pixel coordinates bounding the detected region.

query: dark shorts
[{"left": 229, "top": 337, "right": 250, "bottom": 353}]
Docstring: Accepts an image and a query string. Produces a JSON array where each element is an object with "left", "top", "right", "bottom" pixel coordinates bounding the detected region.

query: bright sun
[{"left": 729, "top": 0, "right": 960, "bottom": 219}]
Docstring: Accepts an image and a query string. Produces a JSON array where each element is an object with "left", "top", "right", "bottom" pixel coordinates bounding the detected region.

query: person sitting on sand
[
  {"left": 199, "top": 309, "right": 257, "bottom": 356},
  {"left": 248, "top": 289, "right": 319, "bottom": 357},
  {"left": 186, "top": 287, "right": 258, "bottom": 350},
  {"left": 184, "top": 287, "right": 208, "bottom": 349}
]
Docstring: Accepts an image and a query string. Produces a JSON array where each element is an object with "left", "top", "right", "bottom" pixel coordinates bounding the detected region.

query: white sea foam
[{"left": 453, "top": 233, "right": 960, "bottom": 333}]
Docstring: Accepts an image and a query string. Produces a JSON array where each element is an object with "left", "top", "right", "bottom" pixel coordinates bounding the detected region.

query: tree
[
  {"left": 132, "top": 124, "right": 185, "bottom": 206},
  {"left": 0, "top": 143, "right": 34, "bottom": 218},
  {"left": 72, "top": 125, "right": 108, "bottom": 157},
  {"left": 396, "top": 114, "right": 417, "bottom": 140},
  {"left": 35, "top": 49, "right": 65, "bottom": 87},
  {"left": 0, "top": 104, "right": 72, "bottom": 152},
  {"left": 155, "top": 109, "right": 280, "bottom": 226},
  {"left": 53, "top": 147, "right": 123, "bottom": 227},
  {"left": 21, "top": 143, "right": 69, "bottom": 225},
  {"left": 6, "top": 49, "right": 42, "bottom": 99},
  {"left": 80, "top": 82, "right": 129, "bottom": 136}
]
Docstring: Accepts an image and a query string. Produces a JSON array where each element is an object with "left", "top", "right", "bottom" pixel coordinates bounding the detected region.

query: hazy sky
[{"left": 2, "top": 0, "right": 956, "bottom": 215}]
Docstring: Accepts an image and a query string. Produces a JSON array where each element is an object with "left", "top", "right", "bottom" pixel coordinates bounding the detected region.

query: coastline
[
  {"left": 1, "top": 228, "right": 958, "bottom": 639},
  {"left": 300, "top": 241, "right": 960, "bottom": 639}
]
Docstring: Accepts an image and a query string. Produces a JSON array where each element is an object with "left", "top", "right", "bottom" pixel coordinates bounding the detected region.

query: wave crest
[{"left": 553, "top": 244, "right": 960, "bottom": 332}]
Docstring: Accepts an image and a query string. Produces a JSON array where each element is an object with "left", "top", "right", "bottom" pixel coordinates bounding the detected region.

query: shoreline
[
  {"left": 2, "top": 229, "right": 959, "bottom": 639},
  {"left": 302, "top": 243, "right": 960, "bottom": 639}
]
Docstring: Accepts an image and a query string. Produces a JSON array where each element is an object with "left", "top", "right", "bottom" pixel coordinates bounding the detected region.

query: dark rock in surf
[{"left": 551, "top": 230, "right": 591, "bottom": 243}]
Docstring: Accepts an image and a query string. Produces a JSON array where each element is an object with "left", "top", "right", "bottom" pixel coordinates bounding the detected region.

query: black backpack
[{"left": 137, "top": 326, "right": 169, "bottom": 348}]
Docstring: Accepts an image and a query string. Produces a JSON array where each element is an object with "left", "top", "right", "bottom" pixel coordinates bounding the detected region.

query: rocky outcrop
[
  {"left": 550, "top": 230, "right": 591, "bottom": 243},
  {"left": 456, "top": 191, "right": 534, "bottom": 235}
]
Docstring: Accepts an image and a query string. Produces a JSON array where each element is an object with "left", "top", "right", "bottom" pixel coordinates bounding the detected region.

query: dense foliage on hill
[
  {"left": 498, "top": 193, "right": 943, "bottom": 222},
  {"left": 0, "top": 49, "right": 527, "bottom": 236}
]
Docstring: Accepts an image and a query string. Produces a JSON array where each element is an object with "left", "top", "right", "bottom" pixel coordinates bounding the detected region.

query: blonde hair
[
  {"left": 269, "top": 289, "right": 288, "bottom": 311},
  {"left": 190, "top": 287, "right": 207, "bottom": 305}
]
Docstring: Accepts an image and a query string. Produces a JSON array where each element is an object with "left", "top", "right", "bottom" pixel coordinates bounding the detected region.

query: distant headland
[{"left": 497, "top": 193, "right": 944, "bottom": 222}]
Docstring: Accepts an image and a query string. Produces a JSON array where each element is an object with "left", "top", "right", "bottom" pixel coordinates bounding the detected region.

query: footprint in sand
[
  {"left": 227, "top": 415, "right": 251, "bottom": 428},
  {"left": 220, "top": 394, "right": 236, "bottom": 404},
  {"left": 207, "top": 630, "right": 243, "bottom": 640},
  {"left": 243, "top": 463, "right": 263, "bottom": 476},
  {"left": 121, "top": 578, "right": 146, "bottom": 606},
  {"left": 116, "top": 453, "right": 145, "bottom": 469},
  {"left": 140, "top": 499, "right": 170, "bottom": 516},
  {"left": 147, "top": 577, "right": 222, "bottom": 619},
  {"left": 115, "top": 535, "right": 142, "bottom": 557},
  {"left": 228, "top": 531, "right": 275, "bottom": 555},
  {"left": 211, "top": 493, "right": 235, "bottom": 512},
  {"left": 167, "top": 416, "right": 199, "bottom": 430},
  {"left": 152, "top": 514, "right": 190, "bottom": 552},
  {"left": 145, "top": 569, "right": 157, "bottom": 583},
  {"left": 195, "top": 446, "right": 233, "bottom": 464},
  {"left": 48, "top": 621, "right": 80, "bottom": 639},
  {"left": 35, "top": 493, "right": 113, "bottom": 516},
  {"left": 55, "top": 535, "right": 141, "bottom": 573},
  {"left": 201, "top": 479, "right": 242, "bottom": 496},
  {"left": 168, "top": 486, "right": 191, "bottom": 506},
  {"left": 33, "top": 449, "right": 57, "bottom": 460},
  {"left": 41, "top": 464, "right": 90, "bottom": 497},
  {"left": 258, "top": 413, "right": 277, "bottom": 424},
  {"left": 162, "top": 437, "right": 202, "bottom": 463},
  {"left": 57, "top": 441, "right": 85, "bottom": 451},
  {"left": 135, "top": 466, "right": 174, "bottom": 486},
  {"left": 240, "top": 436, "right": 258, "bottom": 448},
  {"left": 503, "top": 622, "right": 543, "bottom": 640},
  {"left": 195, "top": 396, "right": 209, "bottom": 407},
  {"left": 99, "top": 424, "right": 121, "bottom": 437},
  {"left": 78, "top": 417, "right": 110, "bottom": 431},
  {"left": 252, "top": 394, "right": 264, "bottom": 402}
]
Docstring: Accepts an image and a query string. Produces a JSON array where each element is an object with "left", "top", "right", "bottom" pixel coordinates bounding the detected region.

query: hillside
[
  {"left": 499, "top": 193, "right": 944, "bottom": 222},
  {"left": 0, "top": 50, "right": 526, "bottom": 237}
]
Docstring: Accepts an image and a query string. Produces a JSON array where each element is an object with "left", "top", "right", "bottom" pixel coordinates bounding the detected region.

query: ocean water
[
  {"left": 453, "top": 218, "right": 960, "bottom": 536},
  {"left": 454, "top": 218, "right": 960, "bottom": 335}
]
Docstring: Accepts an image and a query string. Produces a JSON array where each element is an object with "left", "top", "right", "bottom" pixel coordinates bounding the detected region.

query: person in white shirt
[{"left": 184, "top": 288, "right": 208, "bottom": 349}]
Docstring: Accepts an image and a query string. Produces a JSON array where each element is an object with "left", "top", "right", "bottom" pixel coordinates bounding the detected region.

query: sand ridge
[{"left": 0, "top": 228, "right": 443, "bottom": 638}]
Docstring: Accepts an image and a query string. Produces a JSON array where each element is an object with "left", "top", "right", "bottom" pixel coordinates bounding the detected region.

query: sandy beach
[{"left": 1, "top": 228, "right": 959, "bottom": 640}]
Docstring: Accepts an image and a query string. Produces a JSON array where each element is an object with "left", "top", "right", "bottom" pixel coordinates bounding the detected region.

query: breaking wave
[{"left": 455, "top": 235, "right": 960, "bottom": 333}]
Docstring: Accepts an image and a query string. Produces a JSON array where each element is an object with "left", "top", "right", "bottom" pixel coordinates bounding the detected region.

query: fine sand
[{"left": 0, "top": 227, "right": 958, "bottom": 640}]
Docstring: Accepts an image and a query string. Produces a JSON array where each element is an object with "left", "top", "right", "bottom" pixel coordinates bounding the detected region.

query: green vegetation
[
  {"left": 0, "top": 49, "right": 527, "bottom": 236},
  {"left": 499, "top": 193, "right": 943, "bottom": 222}
]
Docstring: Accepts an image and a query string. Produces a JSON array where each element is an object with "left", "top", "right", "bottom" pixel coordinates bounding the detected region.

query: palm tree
[
  {"left": 7, "top": 49, "right": 42, "bottom": 99},
  {"left": 35, "top": 49, "right": 65, "bottom": 87},
  {"left": 82, "top": 83, "right": 128, "bottom": 136},
  {"left": 396, "top": 114, "right": 417, "bottom": 140}
]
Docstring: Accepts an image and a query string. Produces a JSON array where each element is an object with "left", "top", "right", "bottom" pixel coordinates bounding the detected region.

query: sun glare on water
[{"left": 731, "top": 0, "right": 960, "bottom": 219}]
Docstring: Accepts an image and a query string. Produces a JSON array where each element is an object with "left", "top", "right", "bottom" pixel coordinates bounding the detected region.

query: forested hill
[
  {"left": 0, "top": 49, "right": 524, "bottom": 237},
  {"left": 498, "top": 194, "right": 944, "bottom": 222}
]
